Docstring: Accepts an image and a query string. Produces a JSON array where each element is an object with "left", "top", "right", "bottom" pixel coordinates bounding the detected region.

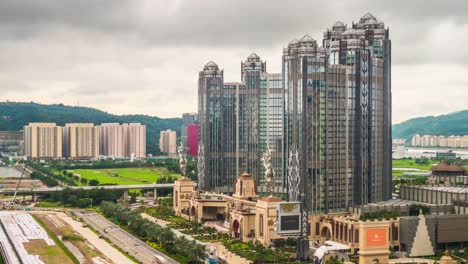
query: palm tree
[{"left": 158, "top": 227, "right": 175, "bottom": 250}]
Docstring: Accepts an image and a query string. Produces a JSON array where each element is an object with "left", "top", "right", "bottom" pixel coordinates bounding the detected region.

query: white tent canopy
[{"left": 313, "top": 240, "right": 351, "bottom": 260}]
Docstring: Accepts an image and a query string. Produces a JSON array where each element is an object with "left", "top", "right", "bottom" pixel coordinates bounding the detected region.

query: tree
[
  {"left": 130, "top": 192, "right": 137, "bottom": 203},
  {"left": 80, "top": 178, "right": 88, "bottom": 184},
  {"left": 409, "top": 204, "right": 430, "bottom": 216},
  {"left": 158, "top": 227, "right": 175, "bottom": 250},
  {"left": 89, "top": 179, "right": 100, "bottom": 186}
]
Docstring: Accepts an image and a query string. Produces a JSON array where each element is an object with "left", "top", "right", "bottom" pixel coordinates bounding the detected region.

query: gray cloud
[{"left": 0, "top": 0, "right": 467, "bottom": 122}]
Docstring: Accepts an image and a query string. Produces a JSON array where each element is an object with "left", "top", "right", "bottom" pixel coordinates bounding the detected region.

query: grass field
[
  {"left": 392, "top": 159, "right": 436, "bottom": 170},
  {"left": 35, "top": 201, "right": 63, "bottom": 208},
  {"left": 24, "top": 240, "right": 75, "bottom": 264},
  {"left": 68, "top": 167, "right": 179, "bottom": 185},
  {"left": 392, "top": 159, "right": 436, "bottom": 178},
  {"left": 31, "top": 215, "right": 79, "bottom": 264}
]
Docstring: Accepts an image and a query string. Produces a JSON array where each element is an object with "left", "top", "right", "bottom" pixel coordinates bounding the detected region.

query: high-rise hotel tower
[
  {"left": 285, "top": 13, "right": 391, "bottom": 213},
  {"left": 198, "top": 55, "right": 285, "bottom": 193},
  {"left": 198, "top": 13, "right": 391, "bottom": 212}
]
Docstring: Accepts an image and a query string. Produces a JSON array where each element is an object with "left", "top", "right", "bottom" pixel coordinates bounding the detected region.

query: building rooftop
[
  {"left": 247, "top": 53, "right": 260, "bottom": 59},
  {"left": 365, "top": 199, "right": 436, "bottom": 207},
  {"left": 333, "top": 21, "right": 345, "bottom": 27},
  {"left": 299, "top": 34, "right": 316, "bottom": 43},
  {"left": 205, "top": 61, "right": 218, "bottom": 67},
  {"left": 420, "top": 186, "right": 468, "bottom": 193},
  {"left": 288, "top": 38, "right": 298, "bottom": 45},
  {"left": 260, "top": 196, "right": 283, "bottom": 202},
  {"left": 431, "top": 162, "right": 465, "bottom": 173},
  {"left": 361, "top": 12, "right": 376, "bottom": 21}
]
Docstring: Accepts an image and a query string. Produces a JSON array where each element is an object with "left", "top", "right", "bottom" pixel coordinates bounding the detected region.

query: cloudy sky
[{"left": 0, "top": 0, "right": 467, "bottom": 123}]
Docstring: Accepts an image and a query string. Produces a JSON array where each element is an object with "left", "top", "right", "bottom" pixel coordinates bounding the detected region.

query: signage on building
[
  {"left": 275, "top": 202, "right": 301, "bottom": 236},
  {"left": 366, "top": 228, "right": 387, "bottom": 247}
]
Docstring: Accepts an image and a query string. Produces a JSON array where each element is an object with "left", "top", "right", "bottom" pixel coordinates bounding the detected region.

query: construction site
[
  {"left": 0, "top": 157, "right": 40, "bottom": 208},
  {"left": 0, "top": 159, "right": 128, "bottom": 264}
]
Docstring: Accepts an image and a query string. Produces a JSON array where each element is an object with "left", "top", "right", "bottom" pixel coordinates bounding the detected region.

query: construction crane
[{"left": 8, "top": 156, "right": 27, "bottom": 204}]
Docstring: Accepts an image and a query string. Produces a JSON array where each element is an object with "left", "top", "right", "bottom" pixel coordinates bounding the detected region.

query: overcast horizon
[{"left": 1, "top": 0, "right": 467, "bottom": 124}]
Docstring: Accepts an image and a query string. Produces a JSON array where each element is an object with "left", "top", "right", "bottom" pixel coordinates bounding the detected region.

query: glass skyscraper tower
[
  {"left": 285, "top": 13, "right": 391, "bottom": 213},
  {"left": 198, "top": 55, "right": 285, "bottom": 193},
  {"left": 323, "top": 13, "right": 392, "bottom": 207},
  {"left": 283, "top": 35, "right": 350, "bottom": 213},
  {"left": 198, "top": 13, "right": 391, "bottom": 213}
]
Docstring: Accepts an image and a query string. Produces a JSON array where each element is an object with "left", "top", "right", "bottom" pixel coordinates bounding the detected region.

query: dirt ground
[
  {"left": 34, "top": 213, "right": 113, "bottom": 264},
  {"left": 3, "top": 179, "right": 45, "bottom": 189}
]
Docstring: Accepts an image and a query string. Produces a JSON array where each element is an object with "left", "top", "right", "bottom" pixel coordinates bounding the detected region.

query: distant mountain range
[
  {"left": 392, "top": 110, "right": 468, "bottom": 140},
  {"left": 0, "top": 102, "right": 182, "bottom": 154},
  {"left": 1, "top": 102, "right": 466, "bottom": 151}
]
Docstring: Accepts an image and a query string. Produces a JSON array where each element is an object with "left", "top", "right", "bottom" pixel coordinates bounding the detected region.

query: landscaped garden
[
  {"left": 143, "top": 199, "right": 297, "bottom": 263},
  {"left": 222, "top": 239, "right": 296, "bottom": 263}
]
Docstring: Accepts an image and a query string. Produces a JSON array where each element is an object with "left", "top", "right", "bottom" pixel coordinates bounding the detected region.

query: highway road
[{"left": 74, "top": 211, "right": 178, "bottom": 264}]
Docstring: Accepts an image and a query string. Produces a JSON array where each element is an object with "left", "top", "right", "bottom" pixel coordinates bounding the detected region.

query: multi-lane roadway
[{"left": 74, "top": 210, "right": 178, "bottom": 264}]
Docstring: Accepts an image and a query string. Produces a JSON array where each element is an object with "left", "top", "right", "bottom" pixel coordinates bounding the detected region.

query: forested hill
[
  {"left": 0, "top": 102, "right": 182, "bottom": 154},
  {"left": 392, "top": 110, "right": 468, "bottom": 140}
]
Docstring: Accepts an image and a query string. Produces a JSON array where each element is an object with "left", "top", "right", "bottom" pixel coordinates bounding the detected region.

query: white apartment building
[
  {"left": 159, "top": 129, "right": 177, "bottom": 155},
  {"left": 23, "top": 123, "right": 63, "bottom": 159},
  {"left": 63, "top": 123, "right": 100, "bottom": 159},
  {"left": 411, "top": 134, "right": 468, "bottom": 148},
  {"left": 99, "top": 123, "right": 146, "bottom": 158}
]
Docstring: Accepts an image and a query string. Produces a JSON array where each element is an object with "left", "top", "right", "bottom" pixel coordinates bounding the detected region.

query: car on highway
[{"left": 154, "top": 254, "right": 168, "bottom": 264}]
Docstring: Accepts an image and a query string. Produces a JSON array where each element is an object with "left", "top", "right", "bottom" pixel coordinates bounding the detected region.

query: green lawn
[
  {"left": 392, "top": 159, "right": 435, "bottom": 170},
  {"left": 35, "top": 201, "right": 62, "bottom": 208},
  {"left": 68, "top": 167, "right": 179, "bottom": 185}
]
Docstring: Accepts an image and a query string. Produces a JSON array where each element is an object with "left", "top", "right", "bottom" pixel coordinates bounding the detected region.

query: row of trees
[
  {"left": 28, "top": 162, "right": 76, "bottom": 186},
  {"left": 101, "top": 202, "right": 205, "bottom": 263},
  {"left": 42, "top": 188, "right": 121, "bottom": 208},
  {"left": 61, "top": 170, "right": 100, "bottom": 186},
  {"left": 30, "top": 171, "right": 59, "bottom": 187},
  {"left": 51, "top": 157, "right": 195, "bottom": 174}
]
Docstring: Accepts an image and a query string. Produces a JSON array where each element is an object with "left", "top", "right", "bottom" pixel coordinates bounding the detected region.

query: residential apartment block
[
  {"left": 99, "top": 123, "right": 146, "bottom": 158},
  {"left": 180, "top": 112, "right": 198, "bottom": 149},
  {"left": 63, "top": 123, "right": 100, "bottom": 159},
  {"left": 159, "top": 129, "right": 177, "bottom": 156},
  {"left": 411, "top": 134, "right": 468, "bottom": 148},
  {"left": 24, "top": 123, "right": 63, "bottom": 159}
]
